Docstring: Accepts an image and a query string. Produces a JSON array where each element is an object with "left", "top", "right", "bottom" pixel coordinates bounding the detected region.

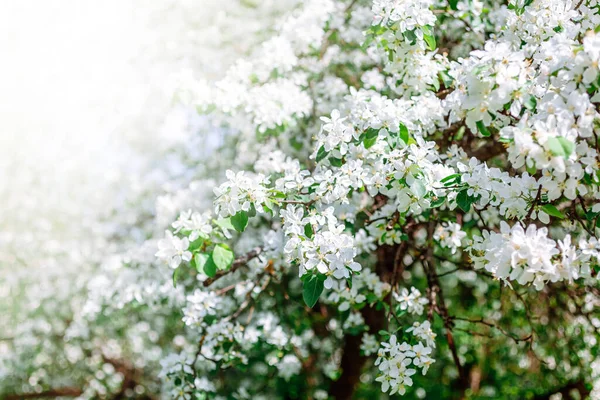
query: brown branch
[
  {"left": 203, "top": 247, "right": 263, "bottom": 287},
  {"left": 329, "top": 244, "right": 394, "bottom": 399},
  {"left": 525, "top": 185, "right": 543, "bottom": 224},
  {"left": 225, "top": 274, "right": 271, "bottom": 322},
  {"left": 452, "top": 317, "right": 533, "bottom": 344},
  {"left": 423, "top": 221, "right": 467, "bottom": 387}
]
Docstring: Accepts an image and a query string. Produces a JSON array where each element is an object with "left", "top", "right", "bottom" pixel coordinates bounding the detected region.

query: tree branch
[{"left": 203, "top": 247, "right": 263, "bottom": 287}]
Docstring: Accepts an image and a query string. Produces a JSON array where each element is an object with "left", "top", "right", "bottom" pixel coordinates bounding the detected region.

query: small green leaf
[
  {"left": 194, "top": 253, "right": 209, "bottom": 273},
  {"left": 399, "top": 123, "right": 409, "bottom": 144},
  {"left": 364, "top": 136, "right": 378, "bottom": 149},
  {"left": 546, "top": 137, "right": 574, "bottom": 159},
  {"left": 441, "top": 173, "right": 460, "bottom": 184},
  {"left": 303, "top": 274, "right": 325, "bottom": 308},
  {"left": 329, "top": 156, "right": 343, "bottom": 167},
  {"left": 212, "top": 244, "right": 234, "bottom": 270},
  {"left": 456, "top": 190, "right": 472, "bottom": 212},
  {"left": 215, "top": 217, "right": 234, "bottom": 231},
  {"left": 524, "top": 95, "right": 537, "bottom": 111},
  {"left": 316, "top": 145, "right": 329, "bottom": 163},
  {"left": 231, "top": 210, "right": 249, "bottom": 232},
  {"left": 422, "top": 26, "right": 436, "bottom": 50},
  {"left": 439, "top": 70, "right": 453, "bottom": 88},
  {"left": 263, "top": 199, "right": 274, "bottom": 215},
  {"left": 173, "top": 268, "right": 181, "bottom": 287},
  {"left": 586, "top": 210, "right": 599, "bottom": 221},
  {"left": 404, "top": 30, "right": 417, "bottom": 44},
  {"left": 411, "top": 180, "right": 427, "bottom": 198},
  {"left": 304, "top": 223, "right": 314, "bottom": 238},
  {"left": 448, "top": 0, "right": 459, "bottom": 10},
  {"left": 203, "top": 256, "right": 217, "bottom": 278},
  {"left": 476, "top": 120, "right": 491, "bottom": 137},
  {"left": 541, "top": 204, "right": 566, "bottom": 219},
  {"left": 431, "top": 196, "right": 446, "bottom": 208},
  {"left": 432, "top": 77, "right": 440, "bottom": 92},
  {"left": 365, "top": 127, "right": 379, "bottom": 140}
]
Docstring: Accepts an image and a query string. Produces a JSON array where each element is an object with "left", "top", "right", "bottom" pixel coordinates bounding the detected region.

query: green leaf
[
  {"left": 431, "top": 196, "right": 446, "bottom": 208},
  {"left": 316, "top": 145, "right": 329, "bottom": 163},
  {"left": 422, "top": 26, "right": 436, "bottom": 51},
  {"left": 173, "top": 268, "right": 181, "bottom": 287},
  {"left": 304, "top": 223, "right": 314, "bottom": 238},
  {"left": 441, "top": 173, "right": 460, "bottom": 184},
  {"left": 439, "top": 70, "right": 453, "bottom": 88},
  {"left": 411, "top": 180, "right": 427, "bottom": 198},
  {"left": 203, "top": 256, "right": 217, "bottom": 278},
  {"left": 541, "top": 204, "right": 566, "bottom": 219},
  {"left": 212, "top": 244, "right": 234, "bottom": 270},
  {"left": 546, "top": 137, "right": 574, "bottom": 159},
  {"left": 215, "top": 217, "right": 234, "bottom": 231},
  {"left": 194, "top": 253, "right": 209, "bottom": 273},
  {"left": 456, "top": 190, "right": 472, "bottom": 212},
  {"left": 364, "top": 136, "right": 378, "bottom": 149},
  {"left": 399, "top": 123, "right": 409, "bottom": 144},
  {"left": 231, "top": 210, "right": 249, "bottom": 232},
  {"left": 404, "top": 30, "right": 417, "bottom": 44},
  {"left": 303, "top": 274, "right": 325, "bottom": 308},
  {"left": 329, "top": 156, "right": 343, "bottom": 167},
  {"left": 476, "top": 120, "right": 491, "bottom": 137},
  {"left": 524, "top": 95, "right": 537, "bottom": 111},
  {"left": 432, "top": 77, "right": 440, "bottom": 92},
  {"left": 263, "top": 198, "right": 274, "bottom": 216},
  {"left": 586, "top": 210, "right": 599, "bottom": 222},
  {"left": 365, "top": 127, "right": 379, "bottom": 140},
  {"left": 448, "top": 0, "right": 459, "bottom": 10}
]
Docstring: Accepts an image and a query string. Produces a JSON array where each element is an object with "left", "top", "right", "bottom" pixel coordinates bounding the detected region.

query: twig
[
  {"left": 203, "top": 247, "right": 263, "bottom": 287},
  {"left": 525, "top": 185, "right": 542, "bottom": 224},
  {"left": 452, "top": 317, "right": 533, "bottom": 344}
]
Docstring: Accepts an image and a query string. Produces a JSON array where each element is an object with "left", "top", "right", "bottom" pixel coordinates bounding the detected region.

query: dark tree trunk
[{"left": 329, "top": 245, "right": 398, "bottom": 399}]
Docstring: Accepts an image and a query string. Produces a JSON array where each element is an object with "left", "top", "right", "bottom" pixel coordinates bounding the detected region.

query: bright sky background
[
  {"left": 0, "top": 0, "right": 232, "bottom": 237},
  {"left": 0, "top": 0, "right": 291, "bottom": 260}
]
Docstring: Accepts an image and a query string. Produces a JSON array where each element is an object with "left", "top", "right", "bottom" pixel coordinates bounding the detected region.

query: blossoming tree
[
  {"left": 3, "top": 0, "right": 600, "bottom": 399},
  {"left": 151, "top": 0, "right": 600, "bottom": 398}
]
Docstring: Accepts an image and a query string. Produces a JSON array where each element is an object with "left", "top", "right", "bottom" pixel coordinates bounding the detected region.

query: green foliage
[
  {"left": 212, "top": 244, "right": 234, "bottom": 270},
  {"left": 541, "top": 204, "right": 565, "bottom": 219},
  {"left": 546, "top": 136, "right": 574, "bottom": 159},
  {"left": 231, "top": 210, "right": 249, "bottom": 232},
  {"left": 302, "top": 274, "right": 325, "bottom": 308}
]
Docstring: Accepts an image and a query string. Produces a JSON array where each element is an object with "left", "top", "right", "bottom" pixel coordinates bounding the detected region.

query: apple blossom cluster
[
  {"left": 282, "top": 205, "right": 362, "bottom": 287},
  {"left": 213, "top": 170, "right": 271, "bottom": 218},
  {"left": 375, "top": 325, "right": 435, "bottom": 395},
  {"left": 469, "top": 222, "right": 592, "bottom": 289},
  {"left": 393, "top": 287, "right": 428, "bottom": 315},
  {"left": 433, "top": 222, "right": 467, "bottom": 254}
]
